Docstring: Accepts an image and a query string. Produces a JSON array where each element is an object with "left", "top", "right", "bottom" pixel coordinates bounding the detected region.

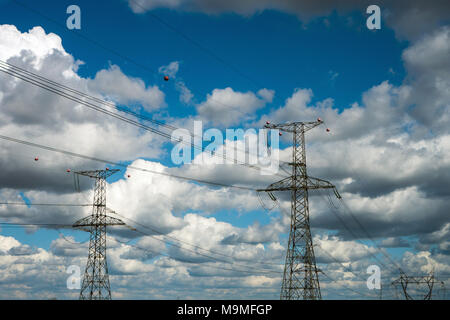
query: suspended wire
[
  {"left": 0, "top": 212, "right": 396, "bottom": 295},
  {"left": 254, "top": 194, "right": 388, "bottom": 298},
  {"left": 56, "top": 229, "right": 90, "bottom": 245},
  {"left": 127, "top": 0, "right": 291, "bottom": 109},
  {"left": 269, "top": 196, "right": 396, "bottom": 299},
  {"left": 0, "top": 202, "right": 90, "bottom": 207},
  {"left": 11, "top": 0, "right": 288, "bottom": 122},
  {"left": 316, "top": 190, "right": 398, "bottom": 273},
  {"left": 314, "top": 242, "right": 374, "bottom": 284},
  {"left": 336, "top": 196, "right": 406, "bottom": 273},
  {"left": 0, "top": 11, "right": 408, "bottom": 291},
  {"left": 325, "top": 189, "right": 405, "bottom": 274},
  {"left": 112, "top": 211, "right": 283, "bottom": 268},
  {"left": 0, "top": 60, "right": 288, "bottom": 178},
  {"left": 319, "top": 283, "right": 375, "bottom": 299},
  {"left": 0, "top": 133, "right": 260, "bottom": 191},
  {"left": 113, "top": 236, "right": 282, "bottom": 276},
  {"left": 0, "top": 222, "right": 73, "bottom": 228},
  {"left": 1, "top": 203, "right": 285, "bottom": 272},
  {"left": 257, "top": 191, "right": 277, "bottom": 212},
  {"left": 128, "top": 226, "right": 284, "bottom": 274},
  {"left": 0, "top": 60, "right": 177, "bottom": 131},
  {"left": 0, "top": 220, "right": 282, "bottom": 276},
  {"left": 320, "top": 270, "right": 377, "bottom": 299},
  {"left": 271, "top": 192, "right": 397, "bottom": 273}
]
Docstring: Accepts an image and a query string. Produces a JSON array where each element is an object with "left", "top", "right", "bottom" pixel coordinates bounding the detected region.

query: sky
[{"left": 0, "top": 0, "right": 449, "bottom": 299}]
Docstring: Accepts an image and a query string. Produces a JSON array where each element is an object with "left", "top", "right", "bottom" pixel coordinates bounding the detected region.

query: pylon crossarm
[
  {"left": 73, "top": 215, "right": 126, "bottom": 228},
  {"left": 104, "top": 215, "right": 126, "bottom": 226},
  {"left": 264, "top": 120, "right": 323, "bottom": 133},
  {"left": 72, "top": 215, "right": 94, "bottom": 232},
  {"left": 76, "top": 169, "right": 120, "bottom": 179},
  {"left": 306, "top": 176, "right": 342, "bottom": 199},
  {"left": 257, "top": 176, "right": 292, "bottom": 192}
]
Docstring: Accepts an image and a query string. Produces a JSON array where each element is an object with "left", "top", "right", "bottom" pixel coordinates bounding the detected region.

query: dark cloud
[{"left": 128, "top": 0, "right": 450, "bottom": 40}]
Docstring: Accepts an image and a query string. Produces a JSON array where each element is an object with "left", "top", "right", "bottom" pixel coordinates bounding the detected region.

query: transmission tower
[
  {"left": 72, "top": 169, "right": 125, "bottom": 300},
  {"left": 258, "top": 120, "right": 341, "bottom": 300},
  {"left": 391, "top": 271, "right": 446, "bottom": 300}
]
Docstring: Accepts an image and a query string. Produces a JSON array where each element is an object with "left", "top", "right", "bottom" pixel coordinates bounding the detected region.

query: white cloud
[
  {"left": 0, "top": 19, "right": 449, "bottom": 299},
  {"left": 315, "top": 235, "right": 377, "bottom": 263},
  {"left": 88, "top": 65, "right": 166, "bottom": 110},
  {"left": 257, "top": 88, "right": 275, "bottom": 103},
  {"left": 196, "top": 87, "right": 270, "bottom": 126},
  {"left": 176, "top": 80, "right": 194, "bottom": 104},
  {"left": 158, "top": 61, "right": 180, "bottom": 78},
  {"left": 0, "top": 24, "right": 165, "bottom": 192}
]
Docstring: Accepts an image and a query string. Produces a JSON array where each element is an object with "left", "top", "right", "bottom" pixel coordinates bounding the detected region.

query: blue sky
[
  {"left": 0, "top": 0, "right": 449, "bottom": 300},
  {"left": 0, "top": 0, "right": 406, "bottom": 112}
]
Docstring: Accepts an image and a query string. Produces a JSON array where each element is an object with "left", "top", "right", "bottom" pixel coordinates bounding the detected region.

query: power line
[
  {"left": 0, "top": 59, "right": 291, "bottom": 168},
  {"left": 131, "top": 226, "right": 283, "bottom": 275},
  {"left": 0, "top": 221, "right": 73, "bottom": 227},
  {"left": 112, "top": 210, "right": 284, "bottom": 268},
  {"left": 320, "top": 270, "right": 377, "bottom": 299},
  {"left": 0, "top": 202, "right": 90, "bottom": 207},
  {"left": 12, "top": 0, "right": 285, "bottom": 117},
  {"left": 0, "top": 60, "right": 288, "bottom": 177},
  {"left": 0, "top": 133, "right": 258, "bottom": 191},
  {"left": 316, "top": 190, "right": 398, "bottom": 273},
  {"left": 272, "top": 196, "right": 394, "bottom": 285},
  {"left": 113, "top": 236, "right": 283, "bottom": 276},
  {"left": 128, "top": 0, "right": 290, "bottom": 108},
  {"left": 337, "top": 197, "right": 405, "bottom": 273}
]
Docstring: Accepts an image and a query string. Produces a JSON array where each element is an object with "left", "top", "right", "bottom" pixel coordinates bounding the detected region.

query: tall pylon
[
  {"left": 72, "top": 169, "right": 125, "bottom": 300},
  {"left": 391, "top": 271, "right": 446, "bottom": 300},
  {"left": 258, "top": 120, "right": 341, "bottom": 300}
]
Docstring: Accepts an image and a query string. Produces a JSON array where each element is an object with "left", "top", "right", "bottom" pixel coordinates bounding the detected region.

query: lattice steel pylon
[
  {"left": 72, "top": 169, "right": 125, "bottom": 300},
  {"left": 391, "top": 271, "right": 446, "bottom": 300},
  {"left": 258, "top": 120, "right": 341, "bottom": 300}
]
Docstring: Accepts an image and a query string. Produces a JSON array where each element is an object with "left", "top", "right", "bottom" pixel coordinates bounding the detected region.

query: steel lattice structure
[
  {"left": 391, "top": 272, "right": 446, "bottom": 300},
  {"left": 258, "top": 120, "right": 341, "bottom": 300},
  {"left": 73, "top": 169, "right": 125, "bottom": 300}
]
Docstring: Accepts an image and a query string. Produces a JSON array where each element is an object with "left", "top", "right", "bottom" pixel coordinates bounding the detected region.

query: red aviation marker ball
[
  {"left": 326, "top": 128, "right": 330, "bottom": 132},
  {"left": 317, "top": 117, "right": 322, "bottom": 122},
  {"left": 66, "top": 169, "right": 71, "bottom": 173},
  {"left": 34, "top": 157, "right": 39, "bottom": 161},
  {"left": 164, "top": 76, "right": 169, "bottom": 81}
]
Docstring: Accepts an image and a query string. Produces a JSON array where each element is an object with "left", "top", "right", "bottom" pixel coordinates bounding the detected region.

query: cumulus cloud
[
  {"left": 315, "top": 235, "right": 377, "bottom": 263},
  {"left": 0, "top": 25, "right": 165, "bottom": 193},
  {"left": 88, "top": 65, "right": 166, "bottom": 110},
  {"left": 402, "top": 26, "right": 450, "bottom": 132},
  {"left": 176, "top": 81, "right": 194, "bottom": 104},
  {"left": 196, "top": 87, "right": 272, "bottom": 126},
  {"left": 0, "top": 15, "right": 449, "bottom": 298}
]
